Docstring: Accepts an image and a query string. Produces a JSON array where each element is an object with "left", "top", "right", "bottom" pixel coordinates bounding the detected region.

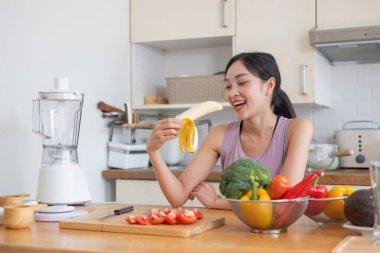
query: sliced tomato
[
  {"left": 164, "top": 210, "right": 178, "bottom": 225},
  {"left": 147, "top": 212, "right": 165, "bottom": 225},
  {"left": 136, "top": 215, "right": 150, "bottom": 225},
  {"left": 177, "top": 210, "right": 197, "bottom": 225},
  {"left": 125, "top": 215, "right": 137, "bottom": 224},
  {"left": 193, "top": 208, "right": 203, "bottom": 220}
]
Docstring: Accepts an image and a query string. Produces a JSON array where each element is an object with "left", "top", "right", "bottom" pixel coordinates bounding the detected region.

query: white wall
[
  {"left": 0, "top": 0, "right": 130, "bottom": 201},
  {"left": 295, "top": 63, "right": 380, "bottom": 143}
]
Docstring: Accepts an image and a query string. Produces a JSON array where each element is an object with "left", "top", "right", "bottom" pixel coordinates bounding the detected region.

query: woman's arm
[
  {"left": 280, "top": 118, "right": 313, "bottom": 186},
  {"left": 147, "top": 118, "right": 226, "bottom": 208}
]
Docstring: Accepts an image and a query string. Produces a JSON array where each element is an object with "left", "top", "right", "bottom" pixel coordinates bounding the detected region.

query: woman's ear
[{"left": 265, "top": 77, "right": 276, "bottom": 95}]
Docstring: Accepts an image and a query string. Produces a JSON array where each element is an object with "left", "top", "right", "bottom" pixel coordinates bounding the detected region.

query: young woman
[{"left": 146, "top": 52, "right": 313, "bottom": 210}]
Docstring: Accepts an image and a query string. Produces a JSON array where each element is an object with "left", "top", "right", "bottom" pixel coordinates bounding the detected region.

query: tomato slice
[
  {"left": 125, "top": 215, "right": 137, "bottom": 224},
  {"left": 136, "top": 215, "right": 150, "bottom": 225},
  {"left": 193, "top": 208, "right": 203, "bottom": 220},
  {"left": 177, "top": 211, "right": 197, "bottom": 225},
  {"left": 164, "top": 210, "right": 178, "bottom": 225},
  {"left": 147, "top": 212, "right": 165, "bottom": 225}
]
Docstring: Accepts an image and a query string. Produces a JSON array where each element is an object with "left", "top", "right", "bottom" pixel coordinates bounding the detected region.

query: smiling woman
[{"left": 146, "top": 52, "right": 313, "bottom": 210}]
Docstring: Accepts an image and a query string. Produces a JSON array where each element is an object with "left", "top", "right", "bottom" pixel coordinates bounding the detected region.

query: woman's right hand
[{"left": 146, "top": 118, "right": 183, "bottom": 153}]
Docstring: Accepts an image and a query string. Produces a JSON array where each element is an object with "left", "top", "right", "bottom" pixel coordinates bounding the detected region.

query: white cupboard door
[
  {"left": 235, "top": 0, "right": 316, "bottom": 104},
  {"left": 131, "top": 0, "right": 235, "bottom": 43},
  {"left": 317, "top": 0, "right": 380, "bottom": 29}
]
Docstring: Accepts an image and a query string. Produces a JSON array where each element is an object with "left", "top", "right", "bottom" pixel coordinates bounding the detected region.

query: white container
[
  {"left": 161, "top": 138, "right": 185, "bottom": 166},
  {"left": 108, "top": 142, "right": 149, "bottom": 169}
]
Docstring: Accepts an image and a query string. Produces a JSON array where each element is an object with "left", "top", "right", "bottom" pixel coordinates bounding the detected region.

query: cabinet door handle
[
  {"left": 300, "top": 64, "right": 307, "bottom": 95},
  {"left": 221, "top": 0, "right": 228, "bottom": 28}
]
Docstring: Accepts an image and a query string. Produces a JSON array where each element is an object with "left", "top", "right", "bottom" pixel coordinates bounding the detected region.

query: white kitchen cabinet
[
  {"left": 235, "top": 0, "right": 331, "bottom": 106},
  {"left": 317, "top": 0, "right": 380, "bottom": 29},
  {"left": 130, "top": 0, "right": 236, "bottom": 111},
  {"left": 130, "top": 0, "right": 235, "bottom": 43},
  {"left": 131, "top": 44, "right": 232, "bottom": 110},
  {"left": 116, "top": 179, "right": 221, "bottom": 207}
]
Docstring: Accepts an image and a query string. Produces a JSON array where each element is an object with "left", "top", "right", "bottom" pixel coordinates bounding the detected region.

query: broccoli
[{"left": 219, "top": 158, "right": 271, "bottom": 200}]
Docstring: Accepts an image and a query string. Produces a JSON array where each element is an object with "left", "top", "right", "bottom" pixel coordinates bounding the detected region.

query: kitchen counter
[
  {"left": 102, "top": 167, "right": 371, "bottom": 186},
  {"left": 0, "top": 203, "right": 363, "bottom": 253}
]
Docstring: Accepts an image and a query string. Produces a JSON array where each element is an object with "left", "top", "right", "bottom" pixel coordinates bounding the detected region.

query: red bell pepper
[
  {"left": 274, "top": 170, "right": 323, "bottom": 227},
  {"left": 304, "top": 177, "right": 328, "bottom": 216},
  {"left": 282, "top": 170, "right": 323, "bottom": 199}
]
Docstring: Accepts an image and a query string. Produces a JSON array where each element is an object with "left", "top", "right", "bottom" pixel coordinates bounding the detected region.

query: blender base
[
  {"left": 37, "top": 164, "right": 91, "bottom": 205},
  {"left": 34, "top": 205, "right": 88, "bottom": 222}
]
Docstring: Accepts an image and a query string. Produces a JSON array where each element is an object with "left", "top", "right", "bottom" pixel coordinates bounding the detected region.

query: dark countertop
[{"left": 102, "top": 167, "right": 371, "bottom": 186}]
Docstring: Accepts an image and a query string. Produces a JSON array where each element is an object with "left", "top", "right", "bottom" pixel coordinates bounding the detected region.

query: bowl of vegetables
[
  {"left": 219, "top": 159, "right": 322, "bottom": 233},
  {"left": 304, "top": 196, "right": 349, "bottom": 224},
  {"left": 305, "top": 185, "right": 355, "bottom": 224},
  {"left": 228, "top": 196, "right": 309, "bottom": 233}
]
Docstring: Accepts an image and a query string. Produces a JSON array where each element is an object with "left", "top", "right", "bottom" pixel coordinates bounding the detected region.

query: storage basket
[{"left": 166, "top": 74, "right": 226, "bottom": 104}]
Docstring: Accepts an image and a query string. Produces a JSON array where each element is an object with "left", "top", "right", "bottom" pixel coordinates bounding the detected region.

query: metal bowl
[
  {"left": 305, "top": 196, "right": 348, "bottom": 224},
  {"left": 227, "top": 197, "right": 309, "bottom": 234}
]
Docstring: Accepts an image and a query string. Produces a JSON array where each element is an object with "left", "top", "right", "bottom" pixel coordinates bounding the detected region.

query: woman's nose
[{"left": 226, "top": 84, "right": 239, "bottom": 98}]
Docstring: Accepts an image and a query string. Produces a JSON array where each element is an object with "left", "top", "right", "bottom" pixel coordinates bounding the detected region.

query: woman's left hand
[{"left": 188, "top": 182, "right": 219, "bottom": 209}]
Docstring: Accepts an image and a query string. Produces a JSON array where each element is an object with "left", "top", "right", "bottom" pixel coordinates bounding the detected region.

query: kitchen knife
[{"left": 98, "top": 206, "right": 134, "bottom": 220}]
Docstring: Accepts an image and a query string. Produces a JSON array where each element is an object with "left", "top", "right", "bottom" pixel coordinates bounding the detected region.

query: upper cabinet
[
  {"left": 131, "top": 0, "right": 235, "bottom": 43},
  {"left": 129, "top": 0, "right": 334, "bottom": 110},
  {"left": 235, "top": 0, "right": 330, "bottom": 106},
  {"left": 317, "top": 0, "right": 380, "bottom": 29},
  {"left": 130, "top": 0, "right": 235, "bottom": 111}
]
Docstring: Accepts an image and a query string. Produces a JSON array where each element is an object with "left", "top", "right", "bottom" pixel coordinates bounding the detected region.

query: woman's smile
[{"left": 232, "top": 99, "right": 246, "bottom": 112}]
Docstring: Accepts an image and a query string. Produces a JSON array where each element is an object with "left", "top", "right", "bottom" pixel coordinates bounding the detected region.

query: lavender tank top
[{"left": 220, "top": 116, "right": 291, "bottom": 177}]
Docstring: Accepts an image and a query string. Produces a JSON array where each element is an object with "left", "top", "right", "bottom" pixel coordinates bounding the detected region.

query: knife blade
[{"left": 98, "top": 205, "right": 134, "bottom": 220}]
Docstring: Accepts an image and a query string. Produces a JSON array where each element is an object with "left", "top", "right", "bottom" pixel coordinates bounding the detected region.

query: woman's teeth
[{"left": 233, "top": 101, "right": 246, "bottom": 109}]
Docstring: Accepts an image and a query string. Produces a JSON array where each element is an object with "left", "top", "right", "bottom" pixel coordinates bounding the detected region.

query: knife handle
[{"left": 114, "top": 206, "right": 134, "bottom": 215}]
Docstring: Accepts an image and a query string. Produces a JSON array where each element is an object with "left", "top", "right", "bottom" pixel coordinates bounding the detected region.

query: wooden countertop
[
  {"left": 102, "top": 168, "right": 371, "bottom": 186},
  {"left": 0, "top": 203, "right": 363, "bottom": 253}
]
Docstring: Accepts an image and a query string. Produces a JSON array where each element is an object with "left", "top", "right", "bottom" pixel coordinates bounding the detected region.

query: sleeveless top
[{"left": 220, "top": 116, "right": 291, "bottom": 177}]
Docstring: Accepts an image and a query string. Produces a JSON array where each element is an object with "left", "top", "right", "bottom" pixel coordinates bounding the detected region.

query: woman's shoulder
[{"left": 287, "top": 117, "right": 313, "bottom": 135}]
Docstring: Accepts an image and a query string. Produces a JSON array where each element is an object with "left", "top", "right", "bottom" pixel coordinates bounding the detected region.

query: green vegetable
[{"left": 219, "top": 158, "right": 271, "bottom": 200}]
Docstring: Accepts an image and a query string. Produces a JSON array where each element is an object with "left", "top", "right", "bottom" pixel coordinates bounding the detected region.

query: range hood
[{"left": 309, "top": 25, "right": 380, "bottom": 65}]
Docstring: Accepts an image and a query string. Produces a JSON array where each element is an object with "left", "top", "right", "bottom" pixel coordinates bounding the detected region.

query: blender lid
[{"left": 39, "top": 78, "right": 83, "bottom": 101}]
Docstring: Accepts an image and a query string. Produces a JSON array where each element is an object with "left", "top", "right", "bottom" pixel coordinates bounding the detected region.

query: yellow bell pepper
[
  {"left": 323, "top": 185, "right": 355, "bottom": 220},
  {"left": 240, "top": 189, "right": 273, "bottom": 229}
]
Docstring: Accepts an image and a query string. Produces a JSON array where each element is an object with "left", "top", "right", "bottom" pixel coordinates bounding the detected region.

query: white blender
[{"left": 32, "top": 78, "right": 91, "bottom": 221}]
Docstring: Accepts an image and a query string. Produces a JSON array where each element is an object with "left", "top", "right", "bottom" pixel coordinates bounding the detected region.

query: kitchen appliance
[
  {"left": 33, "top": 78, "right": 91, "bottom": 205},
  {"left": 309, "top": 25, "right": 380, "bottom": 65},
  {"left": 108, "top": 142, "right": 149, "bottom": 169},
  {"left": 334, "top": 121, "right": 380, "bottom": 168}
]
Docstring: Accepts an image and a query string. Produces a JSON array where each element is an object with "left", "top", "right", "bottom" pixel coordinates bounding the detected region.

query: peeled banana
[{"left": 175, "top": 101, "right": 223, "bottom": 154}]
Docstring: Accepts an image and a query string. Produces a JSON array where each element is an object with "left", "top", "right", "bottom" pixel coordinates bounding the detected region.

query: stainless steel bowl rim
[
  {"left": 226, "top": 196, "right": 309, "bottom": 203},
  {"left": 307, "top": 196, "right": 348, "bottom": 202}
]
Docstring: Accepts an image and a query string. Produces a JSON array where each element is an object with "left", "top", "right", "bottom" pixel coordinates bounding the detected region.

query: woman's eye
[
  {"left": 225, "top": 85, "right": 231, "bottom": 90},
  {"left": 238, "top": 80, "right": 249, "bottom": 85}
]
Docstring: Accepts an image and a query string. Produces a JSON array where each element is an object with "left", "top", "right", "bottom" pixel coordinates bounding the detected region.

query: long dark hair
[{"left": 225, "top": 52, "right": 296, "bottom": 119}]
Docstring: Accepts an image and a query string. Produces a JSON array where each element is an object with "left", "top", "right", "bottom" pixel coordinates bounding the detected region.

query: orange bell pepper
[{"left": 323, "top": 185, "right": 355, "bottom": 220}]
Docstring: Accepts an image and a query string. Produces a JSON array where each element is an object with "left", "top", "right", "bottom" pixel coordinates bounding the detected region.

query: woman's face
[{"left": 224, "top": 60, "right": 271, "bottom": 120}]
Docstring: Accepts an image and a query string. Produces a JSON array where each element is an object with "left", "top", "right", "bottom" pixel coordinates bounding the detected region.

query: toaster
[{"left": 334, "top": 121, "right": 380, "bottom": 168}]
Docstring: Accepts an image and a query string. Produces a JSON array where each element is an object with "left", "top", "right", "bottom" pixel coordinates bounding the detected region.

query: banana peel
[{"left": 175, "top": 101, "right": 223, "bottom": 154}]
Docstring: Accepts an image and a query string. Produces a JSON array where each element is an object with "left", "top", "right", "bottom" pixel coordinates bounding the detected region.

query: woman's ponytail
[{"left": 271, "top": 89, "right": 296, "bottom": 119}]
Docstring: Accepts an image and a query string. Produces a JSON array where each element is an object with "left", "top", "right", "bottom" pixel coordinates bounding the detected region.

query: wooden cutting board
[
  {"left": 59, "top": 203, "right": 225, "bottom": 237},
  {"left": 332, "top": 236, "right": 380, "bottom": 253}
]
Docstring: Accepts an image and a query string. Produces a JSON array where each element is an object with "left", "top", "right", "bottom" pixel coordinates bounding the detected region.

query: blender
[{"left": 33, "top": 78, "right": 91, "bottom": 207}]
